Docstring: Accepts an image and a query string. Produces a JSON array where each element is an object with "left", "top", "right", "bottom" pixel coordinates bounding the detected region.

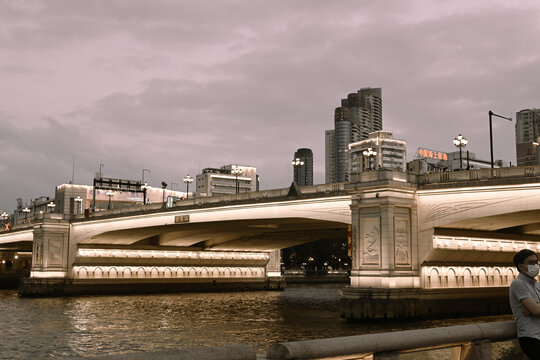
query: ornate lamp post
[
  {"left": 141, "top": 182, "right": 150, "bottom": 204},
  {"left": 74, "top": 196, "right": 83, "bottom": 215},
  {"left": 488, "top": 111, "right": 512, "bottom": 168},
  {"left": 291, "top": 158, "right": 304, "bottom": 184},
  {"left": 183, "top": 175, "right": 193, "bottom": 199},
  {"left": 47, "top": 202, "right": 56, "bottom": 213},
  {"left": 362, "top": 148, "right": 377, "bottom": 170},
  {"left": 105, "top": 191, "right": 114, "bottom": 210},
  {"left": 453, "top": 134, "right": 468, "bottom": 170},
  {"left": 231, "top": 165, "right": 242, "bottom": 194},
  {"left": 22, "top": 207, "right": 30, "bottom": 222}
]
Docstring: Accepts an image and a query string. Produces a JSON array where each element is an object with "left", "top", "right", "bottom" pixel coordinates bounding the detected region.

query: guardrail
[{"left": 266, "top": 321, "right": 517, "bottom": 360}]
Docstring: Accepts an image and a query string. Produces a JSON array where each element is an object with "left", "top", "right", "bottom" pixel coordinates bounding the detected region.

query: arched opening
[
  {"left": 493, "top": 269, "right": 502, "bottom": 286},
  {"left": 447, "top": 268, "right": 457, "bottom": 288},
  {"left": 463, "top": 269, "right": 473, "bottom": 287},
  {"left": 429, "top": 268, "right": 440, "bottom": 288},
  {"left": 478, "top": 268, "right": 488, "bottom": 287}
]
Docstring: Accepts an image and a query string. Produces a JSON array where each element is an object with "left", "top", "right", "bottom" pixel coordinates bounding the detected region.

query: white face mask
[{"left": 526, "top": 264, "right": 540, "bottom": 278}]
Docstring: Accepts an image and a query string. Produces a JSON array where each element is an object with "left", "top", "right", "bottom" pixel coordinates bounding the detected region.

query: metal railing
[{"left": 266, "top": 321, "right": 517, "bottom": 360}]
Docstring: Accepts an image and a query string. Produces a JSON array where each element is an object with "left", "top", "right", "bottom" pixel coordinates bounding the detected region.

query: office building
[
  {"left": 292, "top": 148, "right": 313, "bottom": 186},
  {"left": 407, "top": 147, "right": 506, "bottom": 174},
  {"left": 325, "top": 130, "right": 335, "bottom": 184},
  {"left": 348, "top": 130, "right": 406, "bottom": 174},
  {"left": 325, "top": 87, "right": 382, "bottom": 183},
  {"left": 196, "top": 164, "right": 258, "bottom": 197},
  {"left": 515, "top": 109, "right": 540, "bottom": 166}
]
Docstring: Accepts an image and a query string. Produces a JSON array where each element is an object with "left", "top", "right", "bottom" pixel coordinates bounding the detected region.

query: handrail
[{"left": 266, "top": 321, "right": 516, "bottom": 359}]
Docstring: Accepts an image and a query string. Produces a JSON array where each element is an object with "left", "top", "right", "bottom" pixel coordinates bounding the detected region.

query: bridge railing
[
  {"left": 266, "top": 321, "right": 518, "bottom": 360},
  {"left": 417, "top": 164, "right": 540, "bottom": 186}
]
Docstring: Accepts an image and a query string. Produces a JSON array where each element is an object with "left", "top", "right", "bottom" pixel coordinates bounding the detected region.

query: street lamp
[
  {"left": 47, "top": 202, "right": 56, "bottom": 213},
  {"left": 142, "top": 168, "right": 150, "bottom": 183},
  {"left": 141, "top": 182, "right": 150, "bottom": 205},
  {"left": 22, "top": 207, "right": 31, "bottom": 222},
  {"left": 488, "top": 111, "right": 512, "bottom": 168},
  {"left": 183, "top": 175, "right": 193, "bottom": 199},
  {"left": 231, "top": 165, "right": 242, "bottom": 194},
  {"left": 74, "top": 196, "right": 83, "bottom": 215},
  {"left": 291, "top": 158, "right": 304, "bottom": 184},
  {"left": 453, "top": 134, "right": 468, "bottom": 170},
  {"left": 161, "top": 181, "right": 168, "bottom": 203},
  {"left": 105, "top": 190, "right": 114, "bottom": 210},
  {"left": 362, "top": 148, "right": 377, "bottom": 170}
]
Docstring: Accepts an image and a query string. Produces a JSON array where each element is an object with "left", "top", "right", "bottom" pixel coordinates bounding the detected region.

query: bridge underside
[
  {"left": 0, "top": 241, "right": 32, "bottom": 252},
  {"left": 437, "top": 209, "right": 540, "bottom": 236},
  {"left": 80, "top": 218, "right": 349, "bottom": 251}
]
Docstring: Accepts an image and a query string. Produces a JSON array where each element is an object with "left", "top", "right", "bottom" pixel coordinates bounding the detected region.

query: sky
[{"left": 1, "top": 0, "right": 539, "bottom": 211}]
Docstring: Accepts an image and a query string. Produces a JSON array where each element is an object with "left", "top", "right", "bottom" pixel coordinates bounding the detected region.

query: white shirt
[{"left": 509, "top": 273, "right": 540, "bottom": 339}]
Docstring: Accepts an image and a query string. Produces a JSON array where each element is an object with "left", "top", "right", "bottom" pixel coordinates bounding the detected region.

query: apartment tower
[
  {"left": 325, "top": 87, "right": 382, "bottom": 183},
  {"left": 292, "top": 148, "right": 313, "bottom": 186},
  {"left": 515, "top": 108, "right": 540, "bottom": 166}
]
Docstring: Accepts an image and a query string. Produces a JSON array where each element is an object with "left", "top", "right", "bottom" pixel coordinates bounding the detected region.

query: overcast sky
[{"left": 1, "top": 0, "right": 539, "bottom": 211}]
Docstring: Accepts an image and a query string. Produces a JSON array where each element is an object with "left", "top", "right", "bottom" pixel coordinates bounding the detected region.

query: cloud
[{"left": 1, "top": 0, "right": 540, "bottom": 210}]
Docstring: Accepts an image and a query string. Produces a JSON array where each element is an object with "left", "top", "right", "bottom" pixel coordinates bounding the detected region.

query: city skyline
[{"left": 1, "top": 0, "right": 537, "bottom": 211}]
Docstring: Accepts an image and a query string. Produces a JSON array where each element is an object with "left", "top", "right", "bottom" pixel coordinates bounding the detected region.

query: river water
[{"left": 0, "top": 284, "right": 518, "bottom": 359}]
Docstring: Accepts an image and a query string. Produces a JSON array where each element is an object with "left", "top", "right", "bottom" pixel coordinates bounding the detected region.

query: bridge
[{"left": 2, "top": 165, "right": 540, "bottom": 319}]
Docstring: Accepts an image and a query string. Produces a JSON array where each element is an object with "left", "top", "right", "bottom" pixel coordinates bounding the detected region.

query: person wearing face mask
[{"left": 510, "top": 249, "right": 540, "bottom": 359}]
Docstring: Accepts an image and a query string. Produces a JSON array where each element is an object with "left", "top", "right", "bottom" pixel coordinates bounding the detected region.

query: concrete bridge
[{"left": 2, "top": 165, "right": 540, "bottom": 319}]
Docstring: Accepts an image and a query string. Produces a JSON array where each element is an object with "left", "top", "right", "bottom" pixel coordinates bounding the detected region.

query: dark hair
[{"left": 513, "top": 249, "right": 538, "bottom": 270}]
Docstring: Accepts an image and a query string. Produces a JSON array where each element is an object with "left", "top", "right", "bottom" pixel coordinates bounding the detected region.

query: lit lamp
[
  {"left": 1, "top": 212, "right": 8, "bottom": 228},
  {"left": 105, "top": 190, "right": 114, "bottom": 210},
  {"left": 291, "top": 158, "right": 304, "bottom": 184},
  {"left": 231, "top": 165, "right": 242, "bottom": 194},
  {"left": 141, "top": 182, "right": 150, "bottom": 204},
  {"left": 362, "top": 148, "right": 377, "bottom": 170},
  {"left": 74, "top": 196, "right": 83, "bottom": 215},
  {"left": 22, "top": 207, "right": 31, "bottom": 222},
  {"left": 47, "top": 202, "right": 56, "bottom": 213},
  {"left": 453, "top": 134, "right": 468, "bottom": 170},
  {"left": 183, "top": 175, "right": 193, "bottom": 199}
]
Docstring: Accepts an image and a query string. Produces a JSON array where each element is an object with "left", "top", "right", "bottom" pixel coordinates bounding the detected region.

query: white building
[
  {"left": 54, "top": 182, "right": 187, "bottom": 215},
  {"left": 348, "top": 130, "right": 406, "bottom": 174},
  {"left": 196, "top": 164, "right": 258, "bottom": 197}
]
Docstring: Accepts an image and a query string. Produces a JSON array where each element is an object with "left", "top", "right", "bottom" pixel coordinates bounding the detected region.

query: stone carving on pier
[
  {"left": 34, "top": 241, "right": 42, "bottom": 266},
  {"left": 361, "top": 218, "right": 380, "bottom": 265},
  {"left": 394, "top": 218, "right": 410, "bottom": 266},
  {"left": 48, "top": 234, "right": 63, "bottom": 266}
]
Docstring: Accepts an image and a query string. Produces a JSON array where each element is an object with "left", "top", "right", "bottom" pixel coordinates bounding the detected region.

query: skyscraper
[
  {"left": 325, "top": 87, "right": 382, "bottom": 183},
  {"left": 292, "top": 148, "right": 313, "bottom": 186},
  {"left": 515, "top": 108, "right": 540, "bottom": 166}
]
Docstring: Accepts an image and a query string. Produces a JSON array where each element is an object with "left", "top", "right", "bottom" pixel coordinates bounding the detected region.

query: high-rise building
[
  {"left": 196, "top": 164, "right": 258, "bottom": 196},
  {"left": 515, "top": 108, "right": 540, "bottom": 166},
  {"left": 292, "top": 148, "right": 313, "bottom": 186},
  {"left": 324, "top": 130, "right": 335, "bottom": 184},
  {"left": 325, "top": 87, "right": 382, "bottom": 183},
  {"left": 348, "top": 130, "right": 406, "bottom": 175}
]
